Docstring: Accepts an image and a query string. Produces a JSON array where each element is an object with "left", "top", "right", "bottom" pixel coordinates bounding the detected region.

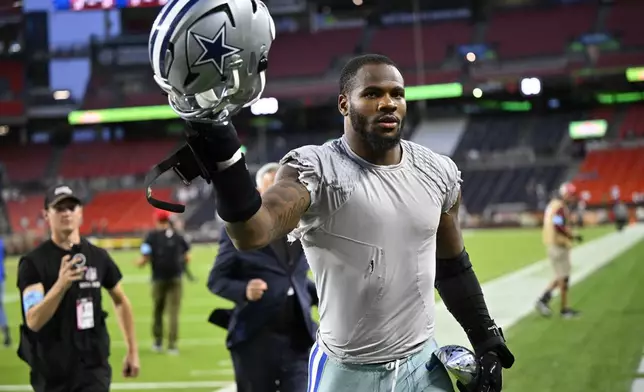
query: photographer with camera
[{"left": 16, "top": 184, "right": 140, "bottom": 392}]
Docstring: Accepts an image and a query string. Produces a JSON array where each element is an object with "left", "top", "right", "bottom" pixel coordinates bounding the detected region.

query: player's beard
[{"left": 349, "top": 107, "right": 402, "bottom": 153}]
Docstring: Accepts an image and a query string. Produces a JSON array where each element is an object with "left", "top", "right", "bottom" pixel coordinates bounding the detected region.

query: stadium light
[
  {"left": 250, "top": 97, "right": 279, "bottom": 116},
  {"left": 53, "top": 90, "right": 71, "bottom": 100},
  {"left": 520, "top": 77, "right": 541, "bottom": 96}
]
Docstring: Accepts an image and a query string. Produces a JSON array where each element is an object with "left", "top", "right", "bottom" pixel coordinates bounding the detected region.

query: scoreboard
[{"left": 53, "top": 0, "right": 167, "bottom": 11}]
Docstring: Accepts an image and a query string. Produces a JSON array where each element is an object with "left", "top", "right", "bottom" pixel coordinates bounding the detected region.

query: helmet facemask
[{"left": 153, "top": 54, "right": 267, "bottom": 123}]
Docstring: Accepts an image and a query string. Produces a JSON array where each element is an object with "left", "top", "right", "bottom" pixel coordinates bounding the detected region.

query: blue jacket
[{"left": 207, "top": 228, "right": 318, "bottom": 349}]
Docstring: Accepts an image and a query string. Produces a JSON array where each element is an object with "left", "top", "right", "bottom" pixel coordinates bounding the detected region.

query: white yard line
[
  {"left": 434, "top": 224, "right": 644, "bottom": 348},
  {"left": 637, "top": 357, "right": 644, "bottom": 375},
  {"left": 108, "top": 315, "right": 223, "bottom": 325},
  {"left": 0, "top": 381, "right": 233, "bottom": 391},
  {"left": 190, "top": 369, "right": 234, "bottom": 377},
  {"left": 632, "top": 379, "right": 644, "bottom": 392},
  {"left": 215, "top": 384, "right": 238, "bottom": 392},
  {"left": 113, "top": 338, "right": 224, "bottom": 348},
  {"left": 630, "top": 347, "right": 644, "bottom": 392}
]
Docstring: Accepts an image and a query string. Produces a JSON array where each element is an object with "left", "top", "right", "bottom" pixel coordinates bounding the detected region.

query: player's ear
[
  {"left": 42, "top": 208, "right": 49, "bottom": 222},
  {"left": 338, "top": 94, "right": 348, "bottom": 117}
]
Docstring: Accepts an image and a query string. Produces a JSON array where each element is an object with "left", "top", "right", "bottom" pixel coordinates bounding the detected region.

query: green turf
[
  {"left": 458, "top": 225, "right": 610, "bottom": 283},
  {"left": 502, "top": 238, "right": 644, "bottom": 392},
  {"left": 0, "top": 225, "right": 614, "bottom": 387}
]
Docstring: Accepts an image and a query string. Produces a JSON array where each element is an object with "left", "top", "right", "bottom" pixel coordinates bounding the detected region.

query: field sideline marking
[
  {"left": 633, "top": 379, "right": 644, "bottom": 392},
  {"left": 190, "top": 369, "right": 234, "bottom": 376},
  {"left": 434, "top": 224, "right": 644, "bottom": 348},
  {"left": 112, "top": 338, "right": 224, "bottom": 348},
  {"left": 0, "top": 381, "right": 233, "bottom": 391},
  {"left": 631, "top": 348, "right": 644, "bottom": 392}
]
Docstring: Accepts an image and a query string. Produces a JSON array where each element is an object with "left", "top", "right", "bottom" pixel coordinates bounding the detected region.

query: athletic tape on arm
[{"left": 23, "top": 290, "right": 44, "bottom": 314}]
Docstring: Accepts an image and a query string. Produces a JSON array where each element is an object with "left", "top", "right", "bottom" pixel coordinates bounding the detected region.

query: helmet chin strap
[{"left": 243, "top": 71, "right": 267, "bottom": 109}]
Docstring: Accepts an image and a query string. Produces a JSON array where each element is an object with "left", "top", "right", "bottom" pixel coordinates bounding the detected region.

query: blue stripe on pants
[{"left": 308, "top": 342, "right": 328, "bottom": 392}]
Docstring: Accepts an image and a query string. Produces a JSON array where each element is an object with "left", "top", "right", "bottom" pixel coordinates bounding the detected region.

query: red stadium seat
[
  {"left": 605, "top": 0, "right": 644, "bottom": 47},
  {"left": 266, "top": 28, "right": 362, "bottom": 79},
  {"left": 573, "top": 146, "right": 644, "bottom": 205},
  {"left": 485, "top": 4, "right": 596, "bottom": 59},
  {"left": 80, "top": 188, "right": 174, "bottom": 235},
  {"left": 0, "top": 60, "right": 25, "bottom": 117},
  {"left": 5, "top": 189, "right": 174, "bottom": 235},
  {"left": 0, "top": 144, "right": 53, "bottom": 182},
  {"left": 5, "top": 195, "right": 44, "bottom": 233},
  {"left": 57, "top": 140, "right": 178, "bottom": 179},
  {"left": 368, "top": 21, "right": 473, "bottom": 69},
  {"left": 618, "top": 105, "right": 644, "bottom": 139}
]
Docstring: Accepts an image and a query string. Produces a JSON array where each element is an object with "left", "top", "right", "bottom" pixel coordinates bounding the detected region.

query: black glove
[
  {"left": 456, "top": 352, "right": 504, "bottom": 392},
  {"left": 458, "top": 334, "right": 514, "bottom": 392},
  {"left": 184, "top": 120, "right": 243, "bottom": 173},
  {"left": 144, "top": 120, "right": 244, "bottom": 213}
]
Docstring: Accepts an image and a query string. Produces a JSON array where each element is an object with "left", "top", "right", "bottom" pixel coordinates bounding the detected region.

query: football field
[{"left": 1, "top": 224, "right": 643, "bottom": 392}]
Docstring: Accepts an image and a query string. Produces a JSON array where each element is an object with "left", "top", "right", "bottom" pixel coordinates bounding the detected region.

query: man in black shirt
[
  {"left": 16, "top": 183, "right": 140, "bottom": 392},
  {"left": 137, "top": 209, "right": 190, "bottom": 354}
]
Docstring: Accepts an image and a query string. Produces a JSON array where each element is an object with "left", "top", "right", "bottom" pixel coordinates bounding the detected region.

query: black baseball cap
[{"left": 44, "top": 184, "right": 83, "bottom": 209}]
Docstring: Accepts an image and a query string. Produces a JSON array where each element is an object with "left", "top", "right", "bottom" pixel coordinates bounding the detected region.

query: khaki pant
[
  {"left": 547, "top": 245, "right": 571, "bottom": 279},
  {"left": 152, "top": 278, "right": 182, "bottom": 348}
]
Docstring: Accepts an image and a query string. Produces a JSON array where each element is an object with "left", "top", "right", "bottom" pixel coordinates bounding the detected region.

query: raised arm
[
  {"left": 226, "top": 164, "right": 311, "bottom": 250},
  {"left": 155, "top": 121, "right": 313, "bottom": 251},
  {"left": 20, "top": 255, "right": 85, "bottom": 332}
]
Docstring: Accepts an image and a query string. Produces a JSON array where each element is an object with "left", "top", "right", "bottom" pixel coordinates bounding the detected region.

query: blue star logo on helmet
[{"left": 191, "top": 24, "right": 242, "bottom": 76}]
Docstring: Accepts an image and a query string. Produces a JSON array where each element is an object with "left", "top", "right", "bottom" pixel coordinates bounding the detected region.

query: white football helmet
[{"left": 149, "top": 0, "right": 275, "bottom": 121}]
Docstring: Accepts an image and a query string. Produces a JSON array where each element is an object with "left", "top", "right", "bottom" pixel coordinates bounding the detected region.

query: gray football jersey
[{"left": 279, "top": 136, "right": 462, "bottom": 364}]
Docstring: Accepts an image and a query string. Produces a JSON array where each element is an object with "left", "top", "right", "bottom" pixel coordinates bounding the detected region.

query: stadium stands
[
  {"left": 57, "top": 140, "right": 178, "bottom": 179},
  {"left": 368, "top": 21, "right": 473, "bottom": 69},
  {"left": 588, "top": 106, "right": 615, "bottom": 123},
  {"left": 617, "top": 105, "right": 644, "bottom": 139},
  {"left": 76, "top": 0, "right": 644, "bottom": 108},
  {"left": 3, "top": 0, "right": 644, "bottom": 241},
  {"left": 80, "top": 188, "right": 173, "bottom": 235},
  {"left": 185, "top": 195, "right": 216, "bottom": 231},
  {"left": 452, "top": 115, "right": 524, "bottom": 160},
  {"left": 0, "top": 60, "right": 25, "bottom": 117},
  {"left": 4, "top": 188, "right": 174, "bottom": 235},
  {"left": 573, "top": 146, "right": 644, "bottom": 205},
  {"left": 605, "top": 0, "right": 644, "bottom": 47},
  {"left": 0, "top": 144, "right": 53, "bottom": 182},
  {"left": 5, "top": 195, "right": 43, "bottom": 233},
  {"left": 597, "top": 51, "right": 644, "bottom": 69},
  {"left": 267, "top": 28, "right": 361, "bottom": 79},
  {"left": 485, "top": 3, "right": 596, "bottom": 59},
  {"left": 527, "top": 112, "right": 577, "bottom": 155},
  {"left": 461, "top": 164, "right": 566, "bottom": 214},
  {"left": 244, "top": 131, "right": 339, "bottom": 165}
]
